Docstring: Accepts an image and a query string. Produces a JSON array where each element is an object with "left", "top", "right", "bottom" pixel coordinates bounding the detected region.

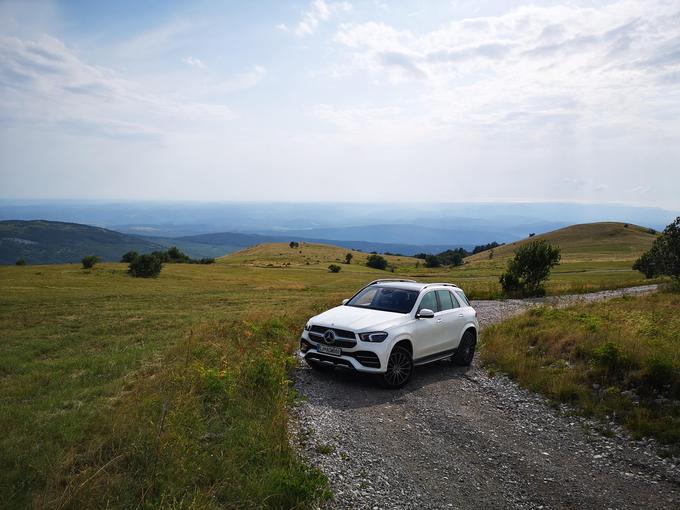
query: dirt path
[{"left": 292, "top": 284, "right": 679, "bottom": 509}]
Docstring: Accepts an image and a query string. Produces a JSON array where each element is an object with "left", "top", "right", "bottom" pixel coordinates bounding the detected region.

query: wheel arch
[{"left": 392, "top": 338, "right": 413, "bottom": 356}]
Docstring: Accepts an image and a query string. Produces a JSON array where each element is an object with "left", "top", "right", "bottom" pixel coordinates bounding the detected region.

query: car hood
[{"left": 310, "top": 305, "right": 407, "bottom": 332}]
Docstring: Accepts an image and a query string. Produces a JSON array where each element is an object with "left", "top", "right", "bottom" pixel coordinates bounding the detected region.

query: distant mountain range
[
  {"left": 0, "top": 220, "right": 473, "bottom": 264},
  {"left": 0, "top": 220, "right": 165, "bottom": 264}
]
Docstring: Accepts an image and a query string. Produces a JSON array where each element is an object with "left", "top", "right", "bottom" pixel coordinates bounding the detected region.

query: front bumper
[{"left": 299, "top": 332, "right": 386, "bottom": 373}]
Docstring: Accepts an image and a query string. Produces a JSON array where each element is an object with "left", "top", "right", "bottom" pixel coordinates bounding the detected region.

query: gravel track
[{"left": 292, "top": 284, "right": 679, "bottom": 509}]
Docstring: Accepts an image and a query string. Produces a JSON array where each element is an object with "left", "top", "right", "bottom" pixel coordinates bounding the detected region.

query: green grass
[
  {"left": 480, "top": 290, "right": 680, "bottom": 453},
  {"left": 0, "top": 235, "right": 666, "bottom": 508}
]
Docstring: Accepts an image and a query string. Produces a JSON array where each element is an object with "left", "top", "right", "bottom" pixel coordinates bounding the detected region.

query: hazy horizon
[{"left": 1, "top": 0, "right": 680, "bottom": 209}]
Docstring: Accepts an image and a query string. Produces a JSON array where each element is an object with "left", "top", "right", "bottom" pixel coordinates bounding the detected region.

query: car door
[
  {"left": 412, "top": 291, "right": 441, "bottom": 359},
  {"left": 436, "top": 289, "right": 466, "bottom": 351}
]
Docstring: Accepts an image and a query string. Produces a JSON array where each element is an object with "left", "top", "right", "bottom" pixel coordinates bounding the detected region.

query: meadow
[
  {"left": 0, "top": 234, "right": 662, "bottom": 508},
  {"left": 481, "top": 290, "right": 680, "bottom": 454}
]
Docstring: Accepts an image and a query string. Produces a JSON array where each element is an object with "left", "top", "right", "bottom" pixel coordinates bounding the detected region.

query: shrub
[
  {"left": 424, "top": 255, "right": 441, "bottom": 268},
  {"left": 166, "top": 246, "right": 191, "bottom": 263},
  {"left": 150, "top": 250, "right": 170, "bottom": 263},
  {"left": 121, "top": 251, "right": 138, "bottom": 263},
  {"left": 437, "top": 249, "right": 466, "bottom": 266},
  {"left": 81, "top": 255, "right": 100, "bottom": 269},
  {"left": 345, "top": 253, "right": 353, "bottom": 264},
  {"left": 15, "top": 258, "right": 26, "bottom": 266},
  {"left": 366, "top": 254, "right": 388, "bottom": 270},
  {"left": 499, "top": 240, "right": 561, "bottom": 297},
  {"left": 328, "top": 264, "right": 341, "bottom": 273},
  {"left": 128, "top": 254, "right": 163, "bottom": 278},
  {"left": 196, "top": 258, "right": 215, "bottom": 264},
  {"left": 634, "top": 217, "right": 680, "bottom": 282},
  {"left": 289, "top": 241, "right": 299, "bottom": 248}
]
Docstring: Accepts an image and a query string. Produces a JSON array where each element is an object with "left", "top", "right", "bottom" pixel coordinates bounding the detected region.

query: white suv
[{"left": 300, "top": 279, "right": 479, "bottom": 388}]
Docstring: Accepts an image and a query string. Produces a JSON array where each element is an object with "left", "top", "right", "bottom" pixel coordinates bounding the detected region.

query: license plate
[{"left": 318, "top": 344, "right": 341, "bottom": 356}]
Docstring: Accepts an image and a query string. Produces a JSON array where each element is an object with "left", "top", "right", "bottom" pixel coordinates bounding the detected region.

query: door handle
[
  {"left": 436, "top": 318, "right": 443, "bottom": 323},
  {"left": 458, "top": 314, "right": 464, "bottom": 318}
]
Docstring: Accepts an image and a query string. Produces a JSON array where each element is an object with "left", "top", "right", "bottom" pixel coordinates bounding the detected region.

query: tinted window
[
  {"left": 455, "top": 290, "right": 470, "bottom": 306},
  {"left": 436, "top": 290, "right": 457, "bottom": 310},
  {"left": 347, "top": 286, "right": 418, "bottom": 314},
  {"left": 418, "top": 291, "right": 439, "bottom": 312}
]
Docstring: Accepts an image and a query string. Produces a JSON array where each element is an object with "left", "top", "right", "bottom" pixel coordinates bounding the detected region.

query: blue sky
[{"left": 0, "top": 0, "right": 679, "bottom": 208}]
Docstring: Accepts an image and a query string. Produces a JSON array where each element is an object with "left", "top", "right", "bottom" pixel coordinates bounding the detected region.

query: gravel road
[{"left": 292, "top": 284, "right": 680, "bottom": 509}]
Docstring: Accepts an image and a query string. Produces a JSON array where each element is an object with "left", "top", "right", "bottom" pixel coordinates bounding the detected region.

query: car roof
[{"left": 375, "top": 281, "right": 461, "bottom": 292}]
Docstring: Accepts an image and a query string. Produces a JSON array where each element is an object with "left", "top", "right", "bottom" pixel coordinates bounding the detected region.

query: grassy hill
[
  {"left": 0, "top": 220, "right": 165, "bottom": 264},
  {"left": 467, "top": 222, "right": 657, "bottom": 263},
  {"left": 223, "top": 241, "right": 418, "bottom": 269}
]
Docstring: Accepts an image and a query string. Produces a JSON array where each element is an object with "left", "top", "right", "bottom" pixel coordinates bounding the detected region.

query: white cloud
[
  {"left": 330, "top": 0, "right": 680, "bottom": 139},
  {"left": 182, "top": 56, "right": 205, "bottom": 68},
  {"left": 0, "top": 34, "right": 234, "bottom": 142},
  {"left": 280, "top": 0, "right": 352, "bottom": 37}
]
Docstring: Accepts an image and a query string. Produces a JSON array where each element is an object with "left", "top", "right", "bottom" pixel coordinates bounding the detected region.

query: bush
[
  {"left": 81, "top": 255, "right": 100, "bottom": 269},
  {"left": 15, "top": 258, "right": 26, "bottom": 266},
  {"left": 499, "top": 240, "right": 561, "bottom": 297},
  {"left": 424, "top": 255, "right": 440, "bottom": 268},
  {"left": 121, "top": 251, "right": 138, "bottom": 263},
  {"left": 196, "top": 258, "right": 215, "bottom": 264},
  {"left": 128, "top": 254, "right": 163, "bottom": 278},
  {"left": 289, "top": 241, "right": 299, "bottom": 248},
  {"left": 634, "top": 217, "right": 680, "bottom": 282},
  {"left": 366, "top": 254, "right": 388, "bottom": 270},
  {"left": 328, "top": 264, "right": 341, "bottom": 273},
  {"left": 166, "top": 246, "right": 190, "bottom": 263},
  {"left": 345, "top": 253, "right": 353, "bottom": 264}
]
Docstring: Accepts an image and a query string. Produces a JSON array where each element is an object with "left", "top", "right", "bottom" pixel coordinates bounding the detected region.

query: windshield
[{"left": 346, "top": 286, "right": 418, "bottom": 314}]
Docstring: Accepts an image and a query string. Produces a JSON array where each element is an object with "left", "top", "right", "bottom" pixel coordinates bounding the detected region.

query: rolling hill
[
  {"left": 222, "top": 241, "right": 419, "bottom": 269},
  {"left": 0, "top": 220, "right": 165, "bottom": 264},
  {"left": 466, "top": 222, "right": 658, "bottom": 263}
]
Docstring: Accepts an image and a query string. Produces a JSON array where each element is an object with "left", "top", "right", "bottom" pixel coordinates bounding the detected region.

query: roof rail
[
  {"left": 367, "top": 278, "right": 417, "bottom": 286},
  {"left": 422, "top": 282, "right": 458, "bottom": 289}
]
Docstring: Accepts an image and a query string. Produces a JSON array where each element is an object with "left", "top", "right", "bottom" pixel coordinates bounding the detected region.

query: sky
[{"left": 0, "top": 0, "right": 679, "bottom": 209}]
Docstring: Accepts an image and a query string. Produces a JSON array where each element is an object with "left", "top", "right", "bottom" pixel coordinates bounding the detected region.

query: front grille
[
  {"left": 310, "top": 325, "right": 356, "bottom": 339},
  {"left": 346, "top": 351, "right": 381, "bottom": 368},
  {"left": 309, "top": 326, "right": 357, "bottom": 348}
]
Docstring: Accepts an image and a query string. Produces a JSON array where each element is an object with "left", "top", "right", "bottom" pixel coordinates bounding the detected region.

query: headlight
[
  {"left": 359, "top": 331, "right": 388, "bottom": 342},
  {"left": 304, "top": 323, "right": 312, "bottom": 331}
]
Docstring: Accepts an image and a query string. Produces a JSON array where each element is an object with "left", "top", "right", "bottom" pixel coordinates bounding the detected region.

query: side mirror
[
  {"left": 342, "top": 298, "right": 349, "bottom": 305},
  {"left": 416, "top": 308, "right": 435, "bottom": 319}
]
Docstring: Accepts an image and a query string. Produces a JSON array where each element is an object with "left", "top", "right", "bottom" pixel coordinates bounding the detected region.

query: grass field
[
  {"left": 481, "top": 290, "right": 680, "bottom": 454},
  {"left": 0, "top": 231, "right": 664, "bottom": 507}
]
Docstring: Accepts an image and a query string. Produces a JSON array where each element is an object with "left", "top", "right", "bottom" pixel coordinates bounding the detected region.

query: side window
[
  {"left": 455, "top": 290, "right": 470, "bottom": 306},
  {"left": 418, "top": 291, "right": 439, "bottom": 312},
  {"left": 436, "top": 290, "right": 457, "bottom": 310}
]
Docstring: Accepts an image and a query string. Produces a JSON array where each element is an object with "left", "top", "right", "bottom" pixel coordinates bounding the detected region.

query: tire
[
  {"left": 307, "top": 359, "right": 334, "bottom": 372},
  {"left": 453, "top": 330, "right": 476, "bottom": 366},
  {"left": 378, "top": 346, "right": 414, "bottom": 389}
]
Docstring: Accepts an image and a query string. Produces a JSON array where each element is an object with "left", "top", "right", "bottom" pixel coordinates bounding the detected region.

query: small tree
[
  {"left": 345, "top": 252, "right": 353, "bottom": 264},
  {"left": 328, "top": 264, "right": 341, "bottom": 273},
  {"left": 129, "top": 254, "right": 163, "bottom": 278},
  {"left": 289, "top": 241, "right": 299, "bottom": 248},
  {"left": 366, "top": 254, "right": 388, "bottom": 270},
  {"left": 121, "top": 251, "right": 138, "bottom": 263},
  {"left": 81, "top": 255, "right": 100, "bottom": 269},
  {"left": 15, "top": 258, "right": 26, "bottom": 266},
  {"left": 634, "top": 216, "right": 680, "bottom": 282},
  {"left": 499, "top": 240, "right": 561, "bottom": 297}
]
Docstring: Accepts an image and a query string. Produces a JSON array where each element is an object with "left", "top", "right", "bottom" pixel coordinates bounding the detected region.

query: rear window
[{"left": 454, "top": 290, "right": 470, "bottom": 306}]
